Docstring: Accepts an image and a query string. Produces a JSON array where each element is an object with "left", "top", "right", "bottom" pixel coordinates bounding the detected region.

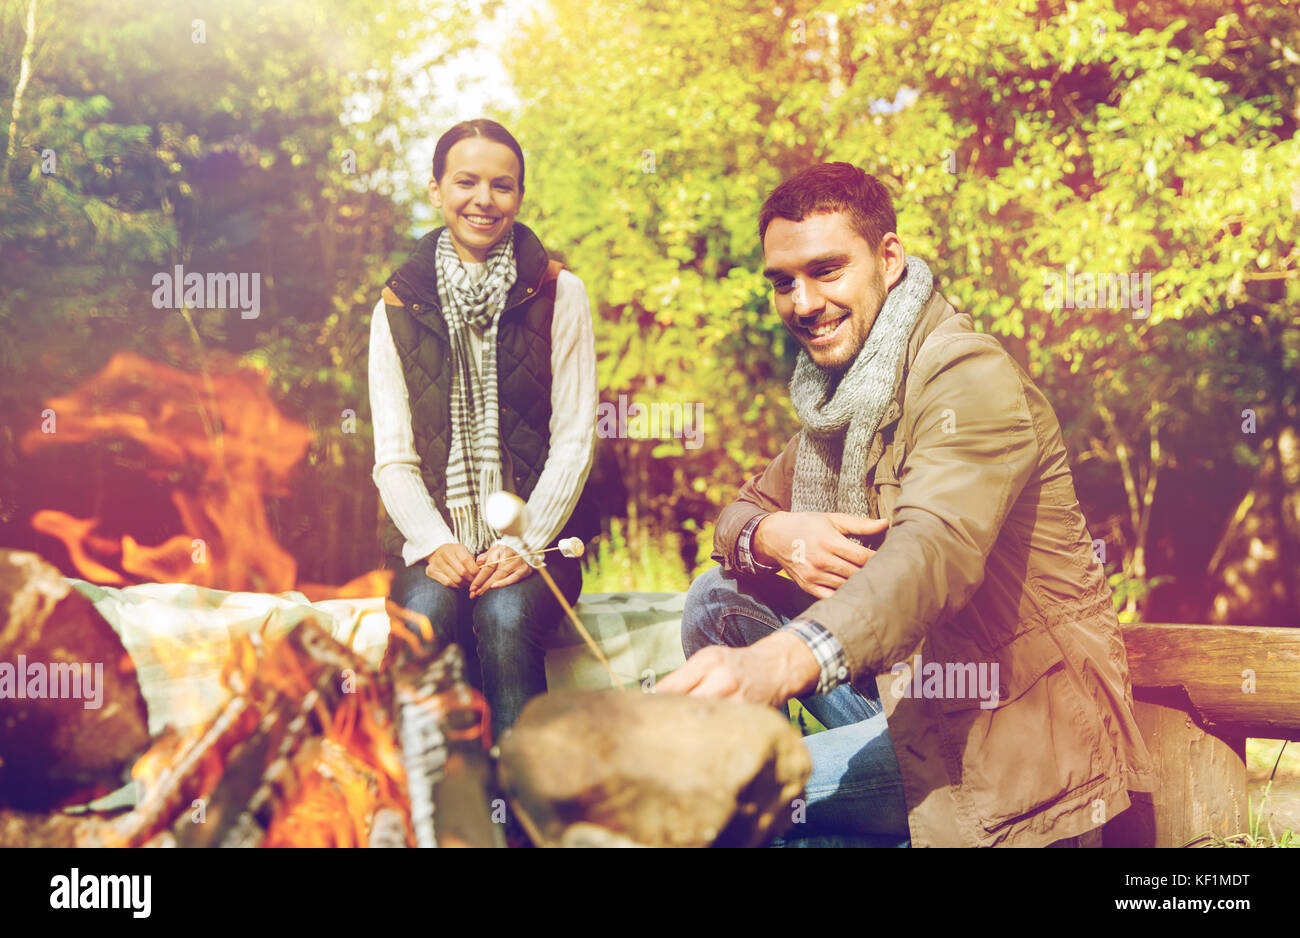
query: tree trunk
[{"left": 5, "top": 0, "right": 38, "bottom": 162}]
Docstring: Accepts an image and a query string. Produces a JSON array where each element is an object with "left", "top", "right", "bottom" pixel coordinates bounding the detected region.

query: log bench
[
  {"left": 547, "top": 600, "right": 1300, "bottom": 848},
  {"left": 1098, "top": 623, "right": 1300, "bottom": 847}
]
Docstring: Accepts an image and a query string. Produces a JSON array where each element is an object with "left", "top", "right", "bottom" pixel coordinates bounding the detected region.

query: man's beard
[{"left": 815, "top": 269, "right": 888, "bottom": 376}]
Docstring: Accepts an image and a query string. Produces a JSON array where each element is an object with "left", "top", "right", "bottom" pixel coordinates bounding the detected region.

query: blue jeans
[
  {"left": 682, "top": 566, "right": 911, "bottom": 848},
  {"left": 388, "top": 554, "right": 582, "bottom": 743}
]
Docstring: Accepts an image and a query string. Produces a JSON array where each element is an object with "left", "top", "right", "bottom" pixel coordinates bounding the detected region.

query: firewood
[{"left": 0, "top": 550, "right": 150, "bottom": 810}]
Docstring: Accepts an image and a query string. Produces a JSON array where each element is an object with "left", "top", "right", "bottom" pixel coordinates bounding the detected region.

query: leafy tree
[
  {"left": 506, "top": 0, "right": 1299, "bottom": 621},
  {"left": 0, "top": 0, "right": 483, "bottom": 582}
]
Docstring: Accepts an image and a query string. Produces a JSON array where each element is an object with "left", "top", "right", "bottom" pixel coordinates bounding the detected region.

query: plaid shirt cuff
[
  {"left": 736, "top": 513, "right": 781, "bottom": 575},
  {"left": 782, "top": 618, "right": 850, "bottom": 697}
]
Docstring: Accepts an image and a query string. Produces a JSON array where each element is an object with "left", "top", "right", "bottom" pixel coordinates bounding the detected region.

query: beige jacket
[{"left": 713, "top": 289, "right": 1157, "bottom": 847}]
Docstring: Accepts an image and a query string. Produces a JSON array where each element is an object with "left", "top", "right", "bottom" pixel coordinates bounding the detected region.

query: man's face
[{"left": 762, "top": 212, "right": 891, "bottom": 373}]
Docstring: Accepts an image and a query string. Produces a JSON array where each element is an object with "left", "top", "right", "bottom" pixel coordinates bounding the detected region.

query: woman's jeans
[
  {"left": 681, "top": 565, "right": 911, "bottom": 848},
  {"left": 388, "top": 553, "right": 582, "bottom": 744}
]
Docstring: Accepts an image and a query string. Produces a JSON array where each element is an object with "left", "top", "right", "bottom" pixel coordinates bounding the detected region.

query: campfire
[
  {"left": 2, "top": 353, "right": 810, "bottom": 849},
  {"left": 21, "top": 351, "right": 313, "bottom": 593},
  {"left": 0, "top": 546, "right": 504, "bottom": 848},
  {"left": 3, "top": 353, "right": 501, "bottom": 847},
  {"left": 116, "top": 614, "right": 500, "bottom": 849}
]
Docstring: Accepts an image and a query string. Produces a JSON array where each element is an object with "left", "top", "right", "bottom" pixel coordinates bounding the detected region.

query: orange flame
[
  {"left": 256, "top": 635, "right": 412, "bottom": 848},
  {"left": 22, "top": 351, "right": 312, "bottom": 592},
  {"left": 22, "top": 352, "right": 430, "bottom": 845}
]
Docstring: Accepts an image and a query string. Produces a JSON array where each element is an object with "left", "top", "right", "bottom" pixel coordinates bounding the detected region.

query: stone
[
  {"left": 497, "top": 689, "right": 811, "bottom": 848},
  {"left": 0, "top": 550, "right": 151, "bottom": 810}
]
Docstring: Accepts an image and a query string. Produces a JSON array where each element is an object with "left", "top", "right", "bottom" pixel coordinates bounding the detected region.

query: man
[{"left": 656, "top": 163, "right": 1156, "bottom": 847}]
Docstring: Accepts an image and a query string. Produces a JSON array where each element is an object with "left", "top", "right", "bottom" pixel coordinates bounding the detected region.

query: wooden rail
[{"left": 1098, "top": 623, "right": 1300, "bottom": 848}]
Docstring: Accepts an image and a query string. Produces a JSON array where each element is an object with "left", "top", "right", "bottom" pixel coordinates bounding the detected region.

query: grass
[
  {"left": 1183, "top": 784, "right": 1297, "bottom": 848},
  {"left": 1185, "top": 740, "right": 1298, "bottom": 847},
  {"left": 579, "top": 517, "right": 713, "bottom": 593}
]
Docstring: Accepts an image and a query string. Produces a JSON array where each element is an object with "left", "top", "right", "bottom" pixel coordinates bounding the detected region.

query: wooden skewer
[
  {"left": 484, "top": 491, "right": 623, "bottom": 691},
  {"left": 516, "top": 539, "right": 583, "bottom": 561},
  {"left": 533, "top": 562, "right": 625, "bottom": 692}
]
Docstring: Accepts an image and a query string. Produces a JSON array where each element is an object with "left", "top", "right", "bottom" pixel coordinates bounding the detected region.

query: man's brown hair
[{"left": 758, "top": 162, "right": 896, "bottom": 250}]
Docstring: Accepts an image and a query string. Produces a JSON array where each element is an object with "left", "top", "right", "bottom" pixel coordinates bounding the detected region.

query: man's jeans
[
  {"left": 388, "top": 555, "right": 582, "bottom": 744},
  {"left": 682, "top": 566, "right": 910, "bottom": 848}
]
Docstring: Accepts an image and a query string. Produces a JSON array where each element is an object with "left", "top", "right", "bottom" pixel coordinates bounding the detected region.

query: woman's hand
[
  {"left": 425, "top": 543, "right": 480, "bottom": 588},
  {"left": 468, "top": 544, "right": 533, "bottom": 598}
]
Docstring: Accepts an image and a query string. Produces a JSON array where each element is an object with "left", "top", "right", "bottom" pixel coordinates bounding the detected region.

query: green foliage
[
  {"left": 0, "top": 0, "right": 483, "bottom": 581},
  {"left": 1106, "top": 568, "right": 1172, "bottom": 624},
  {"left": 580, "top": 517, "right": 695, "bottom": 593},
  {"left": 504, "top": 0, "right": 1300, "bottom": 617}
]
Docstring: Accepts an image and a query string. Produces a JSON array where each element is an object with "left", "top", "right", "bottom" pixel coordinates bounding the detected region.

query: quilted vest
[{"left": 377, "top": 222, "right": 595, "bottom": 562}]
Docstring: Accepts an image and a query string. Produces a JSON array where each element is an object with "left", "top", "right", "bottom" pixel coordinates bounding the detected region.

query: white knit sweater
[{"left": 369, "top": 264, "right": 597, "bottom": 568}]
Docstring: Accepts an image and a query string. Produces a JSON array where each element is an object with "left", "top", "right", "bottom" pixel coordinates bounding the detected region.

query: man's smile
[{"left": 802, "top": 314, "right": 849, "bottom": 344}]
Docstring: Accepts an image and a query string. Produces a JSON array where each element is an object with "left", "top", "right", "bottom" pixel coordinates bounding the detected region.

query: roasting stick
[
  {"left": 518, "top": 538, "right": 586, "bottom": 561},
  {"left": 485, "top": 492, "right": 625, "bottom": 691}
]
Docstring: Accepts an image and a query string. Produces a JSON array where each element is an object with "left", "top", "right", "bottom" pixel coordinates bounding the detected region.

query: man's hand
[
  {"left": 467, "top": 544, "right": 533, "bottom": 599},
  {"left": 425, "top": 543, "right": 480, "bottom": 589},
  {"left": 754, "top": 511, "right": 890, "bottom": 599},
  {"left": 654, "top": 630, "right": 821, "bottom": 707}
]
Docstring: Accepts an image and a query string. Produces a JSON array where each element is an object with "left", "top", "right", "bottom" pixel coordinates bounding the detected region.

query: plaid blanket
[
  {"left": 67, "top": 579, "right": 392, "bottom": 735},
  {"left": 544, "top": 591, "right": 688, "bottom": 692}
]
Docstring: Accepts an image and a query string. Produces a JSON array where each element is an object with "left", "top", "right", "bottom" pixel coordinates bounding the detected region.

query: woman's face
[{"left": 429, "top": 137, "right": 523, "bottom": 263}]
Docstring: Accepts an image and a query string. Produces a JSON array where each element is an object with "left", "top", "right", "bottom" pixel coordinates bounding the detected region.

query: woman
[{"left": 369, "top": 119, "right": 596, "bottom": 743}]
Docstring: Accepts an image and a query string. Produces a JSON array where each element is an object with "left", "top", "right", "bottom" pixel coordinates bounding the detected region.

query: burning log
[
  {"left": 113, "top": 620, "right": 411, "bottom": 848},
  {"left": 0, "top": 550, "right": 150, "bottom": 811},
  {"left": 0, "top": 607, "right": 415, "bottom": 847},
  {"left": 388, "top": 629, "right": 504, "bottom": 848},
  {"left": 367, "top": 806, "right": 409, "bottom": 847},
  {"left": 47, "top": 612, "right": 503, "bottom": 848}
]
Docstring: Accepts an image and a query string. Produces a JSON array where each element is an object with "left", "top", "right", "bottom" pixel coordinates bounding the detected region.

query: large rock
[
  {"left": 497, "top": 689, "right": 811, "bottom": 847},
  {"left": 0, "top": 550, "right": 151, "bottom": 810}
]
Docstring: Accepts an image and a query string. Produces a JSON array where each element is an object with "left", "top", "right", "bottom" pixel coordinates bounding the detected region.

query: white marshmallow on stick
[
  {"left": 481, "top": 491, "right": 621, "bottom": 690},
  {"left": 486, "top": 493, "right": 584, "bottom": 557},
  {"left": 485, "top": 491, "right": 528, "bottom": 538}
]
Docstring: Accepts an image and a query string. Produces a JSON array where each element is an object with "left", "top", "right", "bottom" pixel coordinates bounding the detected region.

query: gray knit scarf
[
  {"left": 435, "top": 228, "right": 517, "bottom": 552},
  {"left": 790, "top": 255, "right": 934, "bottom": 518}
]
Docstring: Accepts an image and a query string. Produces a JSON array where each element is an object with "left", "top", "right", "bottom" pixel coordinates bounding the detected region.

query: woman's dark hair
[
  {"left": 432, "top": 119, "right": 526, "bottom": 191},
  {"left": 758, "top": 162, "right": 895, "bottom": 250}
]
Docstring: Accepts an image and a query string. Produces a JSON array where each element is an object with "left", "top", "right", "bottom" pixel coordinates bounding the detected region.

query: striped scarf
[{"left": 434, "top": 228, "right": 518, "bottom": 552}]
